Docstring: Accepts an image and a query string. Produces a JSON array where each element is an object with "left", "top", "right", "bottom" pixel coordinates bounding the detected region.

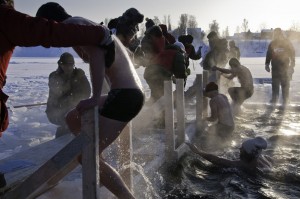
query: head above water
[
  {"left": 240, "top": 137, "right": 267, "bottom": 162},
  {"left": 36, "top": 2, "right": 71, "bottom": 22}
]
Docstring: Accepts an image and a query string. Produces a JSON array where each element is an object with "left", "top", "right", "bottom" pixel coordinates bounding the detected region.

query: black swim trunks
[{"left": 100, "top": 89, "right": 145, "bottom": 122}]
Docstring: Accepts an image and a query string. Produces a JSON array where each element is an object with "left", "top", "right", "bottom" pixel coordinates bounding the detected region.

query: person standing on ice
[
  {"left": 228, "top": 40, "right": 240, "bottom": 60},
  {"left": 203, "top": 82, "right": 235, "bottom": 145},
  {"left": 37, "top": 3, "right": 145, "bottom": 199},
  {"left": 212, "top": 58, "right": 254, "bottom": 114},
  {"left": 265, "top": 28, "right": 295, "bottom": 106},
  {"left": 0, "top": 0, "right": 114, "bottom": 137}
]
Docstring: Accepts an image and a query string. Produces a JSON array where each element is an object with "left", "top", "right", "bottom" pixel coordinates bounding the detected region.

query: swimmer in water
[{"left": 186, "top": 137, "right": 273, "bottom": 173}]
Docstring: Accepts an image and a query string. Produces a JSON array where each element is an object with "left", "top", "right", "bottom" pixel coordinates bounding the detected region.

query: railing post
[
  {"left": 203, "top": 71, "right": 209, "bottom": 117},
  {"left": 81, "top": 107, "right": 100, "bottom": 199},
  {"left": 164, "top": 80, "right": 175, "bottom": 162},
  {"left": 195, "top": 74, "right": 203, "bottom": 132},
  {"left": 175, "top": 79, "right": 185, "bottom": 147}
]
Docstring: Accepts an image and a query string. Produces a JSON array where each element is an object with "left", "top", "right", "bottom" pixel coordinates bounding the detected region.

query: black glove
[{"left": 99, "top": 26, "right": 115, "bottom": 68}]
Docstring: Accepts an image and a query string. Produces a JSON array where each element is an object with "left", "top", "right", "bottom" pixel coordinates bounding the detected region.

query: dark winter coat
[
  {"left": 265, "top": 38, "right": 295, "bottom": 73},
  {"left": 46, "top": 68, "right": 91, "bottom": 125}
]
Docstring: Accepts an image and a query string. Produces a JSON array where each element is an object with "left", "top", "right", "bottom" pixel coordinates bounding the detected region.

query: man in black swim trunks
[{"left": 37, "top": 3, "right": 144, "bottom": 199}]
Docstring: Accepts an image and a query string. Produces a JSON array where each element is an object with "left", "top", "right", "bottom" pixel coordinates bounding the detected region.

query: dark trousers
[{"left": 271, "top": 69, "right": 290, "bottom": 104}]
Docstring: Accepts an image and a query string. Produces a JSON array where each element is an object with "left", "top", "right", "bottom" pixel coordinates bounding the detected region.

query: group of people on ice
[{"left": 0, "top": 0, "right": 296, "bottom": 198}]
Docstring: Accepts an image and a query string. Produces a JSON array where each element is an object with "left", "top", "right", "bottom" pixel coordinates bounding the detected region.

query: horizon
[{"left": 14, "top": 0, "right": 300, "bottom": 36}]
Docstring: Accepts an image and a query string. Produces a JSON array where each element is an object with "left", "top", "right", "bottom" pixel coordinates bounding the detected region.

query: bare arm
[
  {"left": 213, "top": 66, "right": 232, "bottom": 74},
  {"left": 75, "top": 46, "right": 105, "bottom": 113},
  {"left": 186, "top": 142, "right": 241, "bottom": 168}
]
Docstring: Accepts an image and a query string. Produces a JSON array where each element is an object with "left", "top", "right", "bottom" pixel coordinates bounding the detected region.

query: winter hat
[
  {"left": 204, "top": 82, "right": 218, "bottom": 93},
  {"left": 121, "top": 8, "right": 144, "bottom": 25},
  {"left": 116, "top": 8, "right": 144, "bottom": 37},
  {"left": 58, "top": 52, "right": 75, "bottom": 64},
  {"left": 241, "top": 137, "right": 267, "bottom": 158},
  {"left": 36, "top": 2, "right": 71, "bottom": 22},
  {"left": 145, "top": 18, "right": 155, "bottom": 30}
]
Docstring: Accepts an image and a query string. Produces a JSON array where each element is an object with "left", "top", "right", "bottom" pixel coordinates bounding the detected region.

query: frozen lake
[{"left": 0, "top": 57, "right": 299, "bottom": 198}]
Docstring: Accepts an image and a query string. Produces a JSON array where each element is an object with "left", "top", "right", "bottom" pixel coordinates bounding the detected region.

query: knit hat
[
  {"left": 145, "top": 18, "right": 155, "bottom": 30},
  {"left": 58, "top": 52, "right": 75, "bottom": 64},
  {"left": 204, "top": 82, "right": 218, "bottom": 93},
  {"left": 241, "top": 137, "right": 267, "bottom": 158}
]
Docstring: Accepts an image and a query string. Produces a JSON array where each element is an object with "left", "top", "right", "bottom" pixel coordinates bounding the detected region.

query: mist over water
[{"left": 2, "top": 57, "right": 300, "bottom": 198}]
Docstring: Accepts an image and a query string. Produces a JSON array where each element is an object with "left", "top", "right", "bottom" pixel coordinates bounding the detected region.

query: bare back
[{"left": 63, "top": 17, "right": 143, "bottom": 92}]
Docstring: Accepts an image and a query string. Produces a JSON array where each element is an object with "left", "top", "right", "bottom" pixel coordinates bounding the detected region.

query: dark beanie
[
  {"left": 204, "top": 82, "right": 218, "bottom": 92},
  {"left": 36, "top": 2, "right": 71, "bottom": 22},
  {"left": 145, "top": 18, "right": 155, "bottom": 30}
]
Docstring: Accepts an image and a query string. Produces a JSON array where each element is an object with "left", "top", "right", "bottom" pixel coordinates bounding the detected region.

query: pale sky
[{"left": 14, "top": 0, "right": 300, "bottom": 35}]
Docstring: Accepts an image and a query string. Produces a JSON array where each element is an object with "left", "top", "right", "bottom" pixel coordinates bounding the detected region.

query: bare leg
[
  {"left": 97, "top": 115, "right": 135, "bottom": 198},
  {"left": 100, "top": 158, "right": 135, "bottom": 199}
]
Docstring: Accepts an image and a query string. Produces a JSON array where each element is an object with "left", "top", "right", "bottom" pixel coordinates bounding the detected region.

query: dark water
[{"left": 159, "top": 105, "right": 300, "bottom": 199}]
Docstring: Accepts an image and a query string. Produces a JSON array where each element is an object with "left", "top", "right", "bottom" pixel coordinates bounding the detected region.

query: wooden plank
[
  {"left": 0, "top": 134, "right": 74, "bottom": 196},
  {"left": 164, "top": 80, "right": 175, "bottom": 162},
  {"left": 2, "top": 133, "right": 90, "bottom": 199},
  {"left": 203, "top": 71, "right": 209, "bottom": 117},
  {"left": 195, "top": 74, "right": 203, "bottom": 132}
]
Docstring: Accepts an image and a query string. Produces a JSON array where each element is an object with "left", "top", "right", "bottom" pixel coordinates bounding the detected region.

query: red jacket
[{"left": 0, "top": 5, "right": 106, "bottom": 88}]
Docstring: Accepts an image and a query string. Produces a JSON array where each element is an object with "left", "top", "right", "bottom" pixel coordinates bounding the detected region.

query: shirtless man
[
  {"left": 212, "top": 58, "right": 254, "bottom": 114},
  {"left": 37, "top": 3, "right": 145, "bottom": 199},
  {"left": 186, "top": 137, "right": 273, "bottom": 174},
  {"left": 203, "top": 82, "right": 235, "bottom": 144}
]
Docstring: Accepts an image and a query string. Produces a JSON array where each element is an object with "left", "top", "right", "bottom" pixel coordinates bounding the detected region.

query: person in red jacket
[{"left": 0, "top": 0, "right": 114, "bottom": 136}]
